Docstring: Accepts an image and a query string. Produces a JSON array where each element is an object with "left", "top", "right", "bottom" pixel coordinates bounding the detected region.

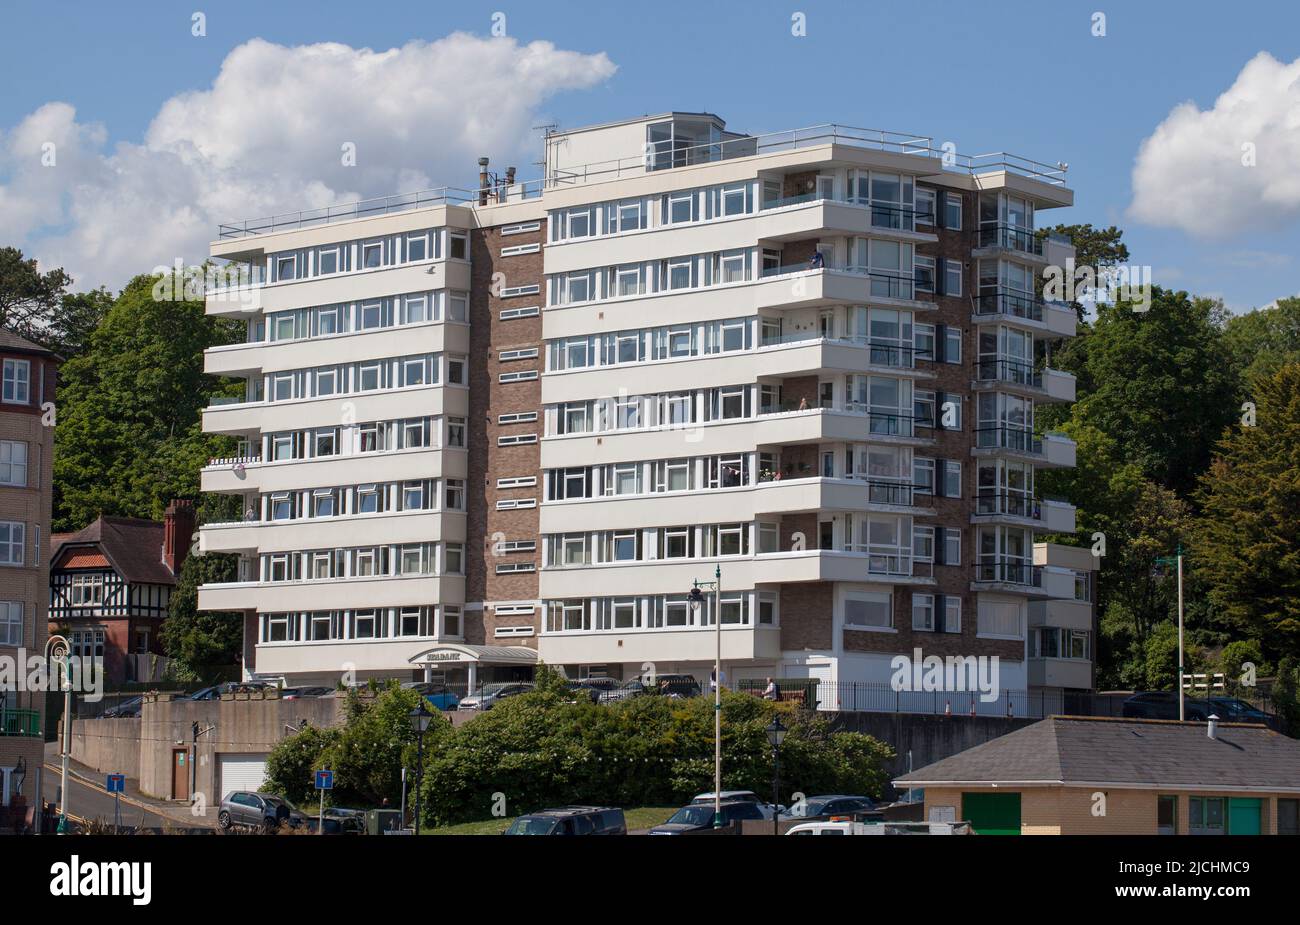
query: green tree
[
  {"left": 52, "top": 272, "right": 241, "bottom": 530},
  {"left": 0, "top": 246, "right": 71, "bottom": 341},
  {"left": 162, "top": 550, "right": 242, "bottom": 681},
  {"left": 1222, "top": 296, "right": 1300, "bottom": 392},
  {"left": 1193, "top": 363, "right": 1300, "bottom": 662},
  {"left": 1060, "top": 290, "right": 1238, "bottom": 497},
  {"left": 1040, "top": 223, "right": 1130, "bottom": 322}
]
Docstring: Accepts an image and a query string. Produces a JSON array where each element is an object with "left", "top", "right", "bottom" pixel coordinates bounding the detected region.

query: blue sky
[{"left": 3, "top": 0, "right": 1299, "bottom": 311}]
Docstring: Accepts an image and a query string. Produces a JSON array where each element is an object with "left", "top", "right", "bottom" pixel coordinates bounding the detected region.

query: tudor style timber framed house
[{"left": 49, "top": 500, "right": 195, "bottom": 684}]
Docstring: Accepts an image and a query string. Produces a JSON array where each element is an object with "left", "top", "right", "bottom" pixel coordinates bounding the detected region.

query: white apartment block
[{"left": 198, "top": 112, "right": 1097, "bottom": 713}]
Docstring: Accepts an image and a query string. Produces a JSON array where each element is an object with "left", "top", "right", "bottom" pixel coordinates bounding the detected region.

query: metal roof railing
[{"left": 216, "top": 122, "right": 1067, "bottom": 240}]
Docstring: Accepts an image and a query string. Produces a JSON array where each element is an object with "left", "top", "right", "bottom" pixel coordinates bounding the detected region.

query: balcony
[
  {"left": 754, "top": 476, "right": 934, "bottom": 516},
  {"left": 971, "top": 558, "right": 1045, "bottom": 594},
  {"left": 973, "top": 357, "right": 1076, "bottom": 403},
  {"left": 199, "top": 574, "right": 464, "bottom": 613},
  {"left": 203, "top": 385, "right": 467, "bottom": 436},
  {"left": 758, "top": 333, "right": 934, "bottom": 376},
  {"left": 205, "top": 323, "right": 468, "bottom": 378},
  {"left": 973, "top": 224, "right": 1046, "bottom": 261},
  {"left": 0, "top": 708, "right": 40, "bottom": 737},
  {"left": 971, "top": 493, "right": 1076, "bottom": 533},
  {"left": 972, "top": 290, "right": 1076, "bottom": 337},
  {"left": 200, "top": 509, "right": 464, "bottom": 555},
  {"left": 539, "top": 624, "right": 780, "bottom": 668},
  {"left": 1028, "top": 657, "right": 1092, "bottom": 690},
  {"left": 972, "top": 427, "right": 1076, "bottom": 468},
  {"left": 754, "top": 264, "right": 931, "bottom": 311},
  {"left": 201, "top": 447, "right": 464, "bottom": 495},
  {"left": 756, "top": 195, "right": 938, "bottom": 244}
]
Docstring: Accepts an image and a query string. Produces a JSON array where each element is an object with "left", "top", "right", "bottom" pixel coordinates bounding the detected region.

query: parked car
[
  {"left": 599, "top": 674, "right": 702, "bottom": 702},
  {"left": 779, "top": 794, "right": 876, "bottom": 820},
  {"left": 458, "top": 682, "right": 533, "bottom": 710},
  {"left": 566, "top": 678, "right": 621, "bottom": 703},
  {"left": 1121, "top": 691, "right": 1210, "bottom": 720},
  {"left": 1205, "top": 696, "right": 1271, "bottom": 724},
  {"left": 320, "top": 807, "right": 366, "bottom": 834},
  {"left": 400, "top": 681, "right": 460, "bottom": 711},
  {"left": 786, "top": 819, "right": 972, "bottom": 835},
  {"left": 649, "top": 801, "right": 766, "bottom": 834},
  {"left": 189, "top": 681, "right": 272, "bottom": 701},
  {"left": 218, "top": 791, "right": 309, "bottom": 831},
  {"left": 503, "top": 806, "right": 627, "bottom": 835},
  {"left": 691, "top": 790, "right": 782, "bottom": 819},
  {"left": 102, "top": 696, "right": 143, "bottom": 718},
  {"left": 280, "top": 686, "right": 333, "bottom": 701}
]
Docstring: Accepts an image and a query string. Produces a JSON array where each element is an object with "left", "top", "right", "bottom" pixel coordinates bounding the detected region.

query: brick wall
[{"left": 466, "top": 223, "right": 546, "bottom": 646}]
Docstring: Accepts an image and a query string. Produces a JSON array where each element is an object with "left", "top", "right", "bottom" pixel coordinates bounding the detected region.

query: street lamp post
[
  {"left": 766, "top": 717, "right": 787, "bottom": 837},
  {"left": 408, "top": 702, "right": 434, "bottom": 835},
  {"left": 688, "top": 565, "right": 723, "bottom": 828},
  {"left": 45, "top": 635, "right": 71, "bottom": 833},
  {"left": 1155, "top": 545, "right": 1186, "bottom": 720}
]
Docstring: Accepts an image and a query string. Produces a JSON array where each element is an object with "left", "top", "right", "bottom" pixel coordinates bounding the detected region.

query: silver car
[{"left": 218, "top": 791, "right": 308, "bottom": 831}]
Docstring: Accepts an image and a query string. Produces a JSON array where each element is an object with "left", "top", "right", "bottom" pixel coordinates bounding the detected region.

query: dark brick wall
[{"left": 466, "top": 222, "right": 545, "bottom": 646}]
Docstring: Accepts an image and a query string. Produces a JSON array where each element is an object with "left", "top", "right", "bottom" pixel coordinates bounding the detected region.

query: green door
[
  {"left": 962, "top": 792, "right": 1022, "bottom": 835},
  {"left": 1227, "top": 798, "right": 1261, "bottom": 835}
]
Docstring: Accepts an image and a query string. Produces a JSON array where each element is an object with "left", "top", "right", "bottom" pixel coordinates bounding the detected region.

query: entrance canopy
[{"left": 408, "top": 643, "right": 539, "bottom": 669}]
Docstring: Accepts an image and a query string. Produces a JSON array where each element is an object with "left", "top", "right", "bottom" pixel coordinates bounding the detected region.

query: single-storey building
[{"left": 894, "top": 715, "right": 1300, "bottom": 835}]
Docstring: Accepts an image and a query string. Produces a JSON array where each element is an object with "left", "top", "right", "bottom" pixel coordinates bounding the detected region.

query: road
[{"left": 40, "top": 762, "right": 176, "bottom": 829}]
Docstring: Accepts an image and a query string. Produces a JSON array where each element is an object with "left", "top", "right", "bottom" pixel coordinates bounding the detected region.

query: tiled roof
[
  {"left": 0, "top": 328, "right": 57, "bottom": 357},
  {"left": 50, "top": 515, "right": 176, "bottom": 585},
  {"left": 895, "top": 715, "right": 1300, "bottom": 790}
]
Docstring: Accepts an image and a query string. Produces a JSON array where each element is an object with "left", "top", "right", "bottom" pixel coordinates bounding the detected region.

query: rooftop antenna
[{"left": 533, "top": 122, "right": 558, "bottom": 171}]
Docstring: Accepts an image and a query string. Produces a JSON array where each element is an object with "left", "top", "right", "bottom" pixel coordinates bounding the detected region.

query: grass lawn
[{"left": 426, "top": 806, "right": 678, "bottom": 835}]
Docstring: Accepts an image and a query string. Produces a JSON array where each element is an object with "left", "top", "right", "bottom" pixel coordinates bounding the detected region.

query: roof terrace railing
[{"left": 217, "top": 122, "right": 1066, "bottom": 239}]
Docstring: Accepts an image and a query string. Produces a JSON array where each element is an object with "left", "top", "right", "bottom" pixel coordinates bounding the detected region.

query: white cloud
[
  {"left": 0, "top": 34, "right": 616, "bottom": 289},
  {"left": 1129, "top": 52, "right": 1300, "bottom": 237}
]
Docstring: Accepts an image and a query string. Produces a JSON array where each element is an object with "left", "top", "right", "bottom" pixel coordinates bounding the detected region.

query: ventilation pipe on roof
[
  {"left": 1208, "top": 714, "right": 1220, "bottom": 739},
  {"left": 478, "top": 157, "right": 490, "bottom": 205}
]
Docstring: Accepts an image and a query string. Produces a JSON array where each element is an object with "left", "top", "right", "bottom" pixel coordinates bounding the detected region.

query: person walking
[{"left": 762, "top": 677, "right": 780, "bottom": 701}]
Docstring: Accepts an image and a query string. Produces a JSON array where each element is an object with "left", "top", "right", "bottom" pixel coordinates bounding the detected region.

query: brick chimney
[{"left": 163, "top": 499, "right": 196, "bottom": 576}]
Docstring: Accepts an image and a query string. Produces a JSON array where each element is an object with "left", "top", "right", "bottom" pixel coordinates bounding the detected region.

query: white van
[{"left": 786, "top": 820, "right": 972, "bottom": 835}]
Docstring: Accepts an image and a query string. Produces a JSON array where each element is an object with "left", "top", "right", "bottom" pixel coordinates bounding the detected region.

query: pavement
[{"left": 41, "top": 741, "right": 215, "bottom": 831}]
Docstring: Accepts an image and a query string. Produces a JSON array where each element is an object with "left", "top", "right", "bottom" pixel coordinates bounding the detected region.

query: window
[
  {"left": 913, "top": 525, "right": 934, "bottom": 562},
  {"left": 944, "top": 597, "right": 962, "bottom": 634},
  {"left": 276, "top": 254, "right": 296, "bottom": 281},
  {"left": 844, "top": 591, "right": 892, "bottom": 629},
  {"left": 444, "top": 479, "right": 465, "bottom": 511},
  {"left": 1157, "top": 795, "right": 1178, "bottom": 836},
  {"left": 915, "top": 188, "right": 936, "bottom": 225},
  {"left": 444, "top": 544, "right": 464, "bottom": 574},
  {"left": 912, "top": 593, "right": 935, "bottom": 631},
  {"left": 448, "top": 232, "right": 468, "bottom": 260},
  {"left": 0, "top": 601, "right": 22, "bottom": 646},
  {"left": 914, "top": 256, "right": 936, "bottom": 294},
  {"left": 977, "top": 598, "right": 1023, "bottom": 639},
  {"left": 317, "top": 248, "right": 339, "bottom": 275},
  {"left": 270, "top": 493, "right": 293, "bottom": 521},
  {"left": 944, "top": 326, "right": 962, "bottom": 363},
  {"left": 1189, "top": 797, "right": 1225, "bottom": 836},
  {"left": 945, "top": 260, "right": 963, "bottom": 297},
  {"left": 362, "top": 241, "right": 383, "bottom": 269},
  {"left": 448, "top": 292, "right": 469, "bottom": 322},
  {"left": 0, "top": 441, "right": 27, "bottom": 486},
  {"left": 406, "top": 233, "right": 428, "bottom": 262},
  {"left": 442, "top": 606, "right": 462, "bottom": 637},
  {"left": 447, "top": 416, "right": 466, "bottom": 448},
  {"left": 944, "top": 461, "right": 961, "bottom": 498},
  {"left": 944, "top": 528, "right": 961, "bottom": 568},
  {"left": 944, "top": 196, "right": 962, "bottom": 231},
  {"left": 357, "top": 362, "right": 381, "bottom": 391},
  {"left": 0, "top": 521, "right": 25, "bottom": 565},
  {"left": 2, "top": 359, "right": 31, "bottom": 404},
  {"left": 356, "top": 483, "right": 380, "bottom": 513}
]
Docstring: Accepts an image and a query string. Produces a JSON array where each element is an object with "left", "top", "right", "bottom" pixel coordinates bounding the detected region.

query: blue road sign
[
  {"left": 106, "top": 773, "right": 126, "bottom": 793},
  {"left": 314, "top": 769, "right": 334, "bottom": 790}
]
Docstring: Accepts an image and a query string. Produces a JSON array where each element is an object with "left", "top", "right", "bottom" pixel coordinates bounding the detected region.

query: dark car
[
  {"left": 566, "top": 678, "right": 621, "bottom": 703},
  {"left": 503, "top": 806, "right": 627, "bottom": 835},
  {"left": 320, "top": 807, "right": 366, "bottom": 834},
  {"left": 400, "top": 681, "right": 460, "bottom": 711},
  {"left": 1205, "top": 696, "right": 1271, "bottom": 724},
  {"left": 218, "top": 791, "right": 309, "bottom": 831},
  {"left": 649, "top": 801, "right": 766, "bottom": 834},
  {"left": 280, "top": 686, "right": 333, "bottom": 701},
  {"left": 190, "top": 681, "right": 272, "bottom": 701},
  {"left": 779, "top": 794, "right": 877, "bottom": 820},
  {"left": 651, "top": 674, "right": 703, "bottom": 698},
  {"left": 102, "top": 696, "right": 143, "bottom": 718},
  {"left": 1121, "top": 691, "right": 1210, "bottom": 720}
]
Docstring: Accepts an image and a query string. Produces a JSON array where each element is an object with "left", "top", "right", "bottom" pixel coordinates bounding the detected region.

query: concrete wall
[
  {"left": 828, "top": 710, "right": 1036, "bottom": 794},
  {"left": 72, "top": 691, "right": 343, "bottom": 801}
]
